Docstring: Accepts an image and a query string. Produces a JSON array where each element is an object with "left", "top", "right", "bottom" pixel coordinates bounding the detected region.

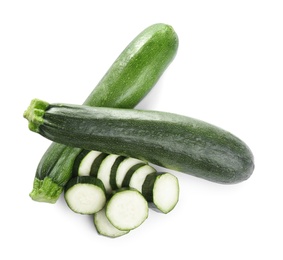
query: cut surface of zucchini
[
  {"left": 116, "top": 158, "right": 147, "bottom": 189},
  {"left": 153, "top": 173, "right": 179, "bottom": 214},
  {"left": 122, "top": 163, "right": 146, "bottom": 188},
  {"left": 129, "top": 165, "right": 156, "bottom": 193},
  {"left": 97, "top": 154, "right": 121, "bottom": 194},
  {"left": 78, "top": 150, "right": 103, "bottom": 176},
  {"left": 94, "top": 208, "right": 129, "bottom": 238},
  {"left": 106, "top": 189, "right": 148, "bottom": 231},
  {"left": 64, "top": 176, "right": 106, "bottom": 214}
]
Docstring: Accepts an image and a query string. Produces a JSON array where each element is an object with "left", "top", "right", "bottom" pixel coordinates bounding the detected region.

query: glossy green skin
[
  {"left": 84, "top": 24, "right": 178, "bottom": 108},
  {"left": 29, "top": 23, "right": 178, "bottom": 203},
  {"left": 28, "top": 103, "right": 255, "bottom": 184}
]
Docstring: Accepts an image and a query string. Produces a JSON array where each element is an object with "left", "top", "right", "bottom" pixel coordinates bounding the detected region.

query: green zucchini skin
[
  {"left": 25, "top": 101, "right": 254, "bottom": 184},
  {"left": 28, "top": 23, "right": 179, "bottom": 203},
  {"left": 84, "top": 23, "right": 178, "bottom": 108}
]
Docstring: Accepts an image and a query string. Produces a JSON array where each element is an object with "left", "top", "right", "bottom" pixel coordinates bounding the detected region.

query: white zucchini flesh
[
  {"left": 78, "top": 150, "right": 103, "bottom": 176},
  {"left": 65, "top": 183, "right": 106, "bottom": 214},
  {"left": 97, "top": 154, "right": 121, "bottom": 194},
  {"left": 129, "top": 165, "right": 156, "bottom": 193},
  {"left": 106, "top": 189, "right": 148, "bottom": 231},
  {"left": 116, "top": 158, "right": 147, "bottom": 188},
  {"left": 153, "top": 173, "right": 179, "bottom": 214},
  {"left": 94, "top": 208, "right": 129, "bottom": 238}
]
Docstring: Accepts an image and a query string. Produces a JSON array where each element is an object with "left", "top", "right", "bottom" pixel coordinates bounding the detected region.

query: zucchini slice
[
  {"left": 78, "top": 150, "right": 104, "bottom": 176},
  {"left": 89, "top": 153, "right": 109, "bottom": 177},
  {"left": 147, "top": 172, "right": 179, "bottom": 214},
  {"left": 116, "top": 158, "right": 147, "bottom": 189},
  {"left": 96, "top": 154, "right": 123, "bottom": 194},
  {"left": 121, "top": 163, "right": 147, "bottom": 188},
  {"left": 71, "top": 149, "right": 91, "bottom": 177},
  {"left": 64, "top": 176, "right": 106, "bottom": 215},
  {"left": 109, "top": 155, "right": 127, "bottom": 190},
  {"left": 128, "top": 165, "right": 157, "bottom": 193},
  {"left": 94, "top": 208, "right": 129, "bottom": 238},
  {"left": 106, "top": 189, "right": 148, "bottom": 231}
]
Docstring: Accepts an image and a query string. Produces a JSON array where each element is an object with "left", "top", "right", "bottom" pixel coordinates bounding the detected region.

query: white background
[{"left": 1, "top": 0, "right": 282, "bottom": 259}]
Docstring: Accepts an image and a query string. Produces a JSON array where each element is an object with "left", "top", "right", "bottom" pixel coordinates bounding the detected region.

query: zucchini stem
[
  {"left": 30, "top": 177, "right": 63, "bottom": 204},
  {"left": 23, "top": 99, "right": 49, "bottom": 133}
]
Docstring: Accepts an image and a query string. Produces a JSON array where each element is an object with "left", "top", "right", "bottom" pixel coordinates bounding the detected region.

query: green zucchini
[
  {"left": 28, "top": 23, "right": 179, "bottom": 203},
  {"left": 24, "top": 100, "right": 255, "bottom": 184}
]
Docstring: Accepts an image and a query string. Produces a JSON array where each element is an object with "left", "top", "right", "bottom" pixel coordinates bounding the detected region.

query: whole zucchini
[
  {"left": 24, "top": 100, "right": 254, "bottom": 184},
  {"left": 29, "top": 23, "right": 179, "bottom": 203}
]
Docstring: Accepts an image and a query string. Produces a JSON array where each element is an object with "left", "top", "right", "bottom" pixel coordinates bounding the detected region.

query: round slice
[
  {"left": 97, "top": 154, "right": 121, "bottom": 194},
  {"left": 106, "top": 189, "right": 148, "bottom": 231},
  {"left": 129, "top": 165, "right": 156, "bottom": 193},
  {"left": 64, "top": 176, "right": 106, "bottom": 214},
  {"left": 142, "top": 172, "right": 179, "bottom": 213},
  {"left": 116, "top": 157, "right": 147, "bottom": 188},
  {"left": 78, "top": 150, "right": 103, "bottom": 176},
  {"left": 94, "top": 208, "right": 129, "bottom": 238},
  {"left": 152, "top": 173, "right": 179, "bottom": 214}
]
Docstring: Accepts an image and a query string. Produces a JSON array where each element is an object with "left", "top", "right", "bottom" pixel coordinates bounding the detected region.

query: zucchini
[
  {"left": 28, "top": 23, "right": 179, "bottom": 203},
  {"left": 143, "top": 172, "right": 179, "bottom": 213},
  {"left": 106, "top": 188, "right": 149, "bottom": 231},
  {"left": 24, "top": 100, "right": 255, "bottom": 184},
  {"left": 94, "top": 208, "right": 130, "bottom": 238},
  {"left": 64, "top": 176, "right": 106, "bottom": 214}
]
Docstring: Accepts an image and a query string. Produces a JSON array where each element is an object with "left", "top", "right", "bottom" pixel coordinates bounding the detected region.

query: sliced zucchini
[
  {"left": 129, "top": 165, "right": 157, "bottom": 193},
  {"left": 143, "top": 172, "right": 179, "bottom": 214},
  {"left": 106, "top": 188, "right": 148, "bottom": 231},
  {"left": 71, "top": 149, "right": 90, "bottom": 176},
  {"left": 116, "top": 158, "right": 147, "bottom": 189},
  {"left": 109, "top": 156, "right": 127, "bottom": 190},
  {"left": 121, "top": 163, "right": 146, "bottom": 188},
  {"left": 94, "top": 208, "right": 129, "bottom": 238},
  {"left": 64, "top": 176, "right": 106, "bottom": 214},
  {"left": 97, "top": 154, "right": 123, "bottom": 194},
  {"left": 89, "top": 153, "right": 109, "bottom": 177},
  {"left": 78, "top": 150, "right": 103, "bottom": 176}
]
